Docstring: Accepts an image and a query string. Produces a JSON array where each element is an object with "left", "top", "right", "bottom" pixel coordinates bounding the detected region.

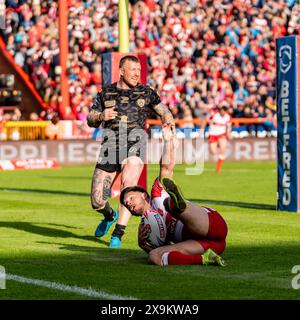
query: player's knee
[
  {"left": 120, "top": 177, "right": 139, "bottom": 190},
  {"left": 121, "top": 159, "right": 143, "bottom": 188},
  {"left": 148, "top": 250, "right": 163, "bottom": 266},
  {"left": 91, "top": 196, "right": 106, "bottom": 210},
  {"left": 210, "top": 148, "right": 217, "bottom": 155}
]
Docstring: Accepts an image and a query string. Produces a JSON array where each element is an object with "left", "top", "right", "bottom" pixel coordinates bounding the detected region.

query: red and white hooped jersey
[
  {"left": 208, "top": 111, "right": 231, "bottom": 136},
  {"left": 148, "top": 177, "right": 221, "bottom": 244}
]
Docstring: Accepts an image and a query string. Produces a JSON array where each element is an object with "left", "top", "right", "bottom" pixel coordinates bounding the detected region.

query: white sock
[{"left": 161, "top": 252, "right": 170, "bottom": 266}]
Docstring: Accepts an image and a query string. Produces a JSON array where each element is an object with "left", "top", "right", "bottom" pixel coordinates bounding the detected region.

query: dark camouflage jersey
[
  {"left": 90, "top": 82, "right": 160, "bottom": 129},
  {"left": 89, "top": 82, "right": 161, "bottom": 151}
]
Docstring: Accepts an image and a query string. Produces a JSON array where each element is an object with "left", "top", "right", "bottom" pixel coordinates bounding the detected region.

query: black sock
[
  {"left": 112, "top": 224, "right": 126, "bottom": 240},
  {"left": 96, "top": 202, "right": 114, "bottom": 221}
]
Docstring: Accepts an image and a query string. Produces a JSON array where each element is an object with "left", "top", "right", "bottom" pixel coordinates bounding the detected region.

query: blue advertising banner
[
  {"left": 101, "top": 53, "right": 113, "bottom": 87},
  {"left": 276, "top": 36, "right": 299, "bottom": 212}
]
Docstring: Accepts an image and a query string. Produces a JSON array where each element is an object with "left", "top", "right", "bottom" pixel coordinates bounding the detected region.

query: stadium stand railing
[
  {"left": 1, "top": 121, "right": 49, "bottom": 141},
  {"left": 146, "top": 118, "right": 277, "bottom": 139},
  {"left": 146, "top": 118, "right": 272, "bottom": 126}
]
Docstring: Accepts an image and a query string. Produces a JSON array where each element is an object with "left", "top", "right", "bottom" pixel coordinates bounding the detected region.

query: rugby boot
[
  {"left": 95, "top": 210, "right": 118, "bottom": 238},
  {"left": 109, "top": 236, "right": 122, "bottom": 248},
  {"left": 202, "top": 248, "right": 226, "bottom": 267},
  {"left": 161, "top": 177, "right": 187, "bottom": 214}
]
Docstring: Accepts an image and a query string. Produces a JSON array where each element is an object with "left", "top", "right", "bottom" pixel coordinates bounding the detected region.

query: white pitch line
[{"left": 6, "top": 273, "right": 138, "bottom": 300}]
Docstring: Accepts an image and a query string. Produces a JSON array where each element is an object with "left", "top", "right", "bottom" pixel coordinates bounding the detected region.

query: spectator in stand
[
  {"left": 243, "top": 105, "right": 256, "bottom": 137},
  {"left": 11, "top": 107, "right": 22, "bottom": 121},
  {"left": 45, "top": 113, "right": 64, "bottom": 140},
  {"left": 29, "top": 112, "right": 39, "bottom": 121},
  {"left": 2, "top": 0, "right": 298, "bottom": 134}
]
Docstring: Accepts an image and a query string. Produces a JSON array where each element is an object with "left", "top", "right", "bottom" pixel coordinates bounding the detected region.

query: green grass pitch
[{"left": 0, "top": 161, "right": 300, "bottom": 300}]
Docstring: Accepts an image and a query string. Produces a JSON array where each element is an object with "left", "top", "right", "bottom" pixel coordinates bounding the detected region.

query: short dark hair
[
  {"left": 119, "top": 55, "right": 140, "bottom": 68},
  {"left": 120, "top": 186, "right": 150, "bottom": 206}
]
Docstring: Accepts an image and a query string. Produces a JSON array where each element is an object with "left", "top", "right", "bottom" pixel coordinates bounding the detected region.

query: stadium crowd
[{"left": 2, "top": 0, "right": 299, "bottom": 134}]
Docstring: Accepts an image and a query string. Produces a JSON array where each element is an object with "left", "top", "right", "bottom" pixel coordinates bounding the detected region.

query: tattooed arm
[
  {"left": 87, "top": 91, "right": 103, "bottom": 128},
  {"left": 152, "top": 103, "right": 175, "bottom": 134},
  {"left": 87, "top": 92, "right": 118, "bottom": 127},
  {"left": 87, "top": 109, "right": 103, "bottom": 128}
]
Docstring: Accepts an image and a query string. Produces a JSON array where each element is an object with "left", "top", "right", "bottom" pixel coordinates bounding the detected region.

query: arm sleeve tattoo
[
  {"left": 152, "top": 103, "right": 175, "bottom": 125},
  {"left": 87, "top": 91, "right": 104, "bottom": 128}
]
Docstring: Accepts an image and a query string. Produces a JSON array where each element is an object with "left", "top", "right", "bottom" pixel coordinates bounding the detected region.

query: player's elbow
[
  {"left": 87, "top": 110, "right": 101, "bottom": 128},
  {"left": 87, "top": 117, "right": 93, "bottom": 127},
  {"left": 87, "top": 116, "right": 98, "bottom": 128}
]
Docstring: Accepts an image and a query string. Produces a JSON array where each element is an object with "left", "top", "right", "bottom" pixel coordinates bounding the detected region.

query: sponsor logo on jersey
[
  {"left": 104, "top": 100, "right": 116, "bottom": 108},
  {"left": 137, "top": 98, "right": 145, "bottom": 107},
  {"left": 120, "top": 96, "right": 129, "bottom": 104},
  {"left": 154, "top": 214, "right": 165, "bottom": 238},
  {"left": 106, "top": 92, "right": 118, "bottom": 95}
]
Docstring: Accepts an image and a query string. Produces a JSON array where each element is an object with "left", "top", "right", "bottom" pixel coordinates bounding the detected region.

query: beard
[{"left": 122, "top": 76, "right": 137, "bottom": 88}]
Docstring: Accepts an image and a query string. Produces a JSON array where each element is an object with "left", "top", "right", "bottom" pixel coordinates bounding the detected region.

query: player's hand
[
  {"left": 138, "top": 223, "right": 149, "bottom": 247},
  {"left": 102, "top": 108, "right": 118, "bottom": 121},
  {"left": 162, "top": 123, "right": 174, "bottom": 141},
  {"left": 138, "top": 223, "right": 155, "bottom": 253},
  {"left": 163, "top": 118, "right": 176, "bottom": 136},
  {"left": 170, "top": 123, "right": 176, "bottom": 136}
]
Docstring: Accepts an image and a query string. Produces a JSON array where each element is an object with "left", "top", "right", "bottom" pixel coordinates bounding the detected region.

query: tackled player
[{"left": 120, "top": 124, "right": 228, "bottom": 266}]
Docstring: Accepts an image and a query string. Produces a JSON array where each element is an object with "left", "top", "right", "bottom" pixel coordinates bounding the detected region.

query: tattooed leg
[{"left": 91, "top": 168, "right": 117, "bottom": 219}]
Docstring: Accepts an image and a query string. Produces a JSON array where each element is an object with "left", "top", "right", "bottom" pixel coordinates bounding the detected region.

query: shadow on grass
[
  {"left": 41, "top": 176, "right": 91, "bottom": 180},
  {"left": 188, "top": 198, "right": 276, "bottom": 211},
  {"left": 41, "top": 223, "right": 81, "bottom": 229},
  {"left": 36, "top": 241, "right": 145, "bottom": 259},
  {"left": 0, "top": 221, "right": 108, "bottom": 246},
  {"left": 0, "top": 187, "right": 88, "bottom": 197},
  {"left": 1, "top": 187, "right": 276, "bottom": 211}
]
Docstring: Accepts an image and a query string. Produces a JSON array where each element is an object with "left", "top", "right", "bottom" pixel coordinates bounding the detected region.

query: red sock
[
  {"left": 216, "top": 158, "right": 224, "bottom": 172},
  {"left": 167, "top": 251, "right": 203, "bottom": 265}
]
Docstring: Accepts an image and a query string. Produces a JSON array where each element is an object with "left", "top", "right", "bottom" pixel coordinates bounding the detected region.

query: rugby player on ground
[{"left": 120, "top": 124, "right": 228, "bottom": 266}]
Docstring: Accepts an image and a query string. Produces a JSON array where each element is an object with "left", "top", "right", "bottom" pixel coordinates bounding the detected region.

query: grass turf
[{"left": 0, "top": 161, "right": 300, "bottom": 300}]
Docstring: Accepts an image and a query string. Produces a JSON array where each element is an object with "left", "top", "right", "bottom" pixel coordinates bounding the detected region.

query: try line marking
[{"left": 6, "top": 273, "right": 138, "bottom": 300}]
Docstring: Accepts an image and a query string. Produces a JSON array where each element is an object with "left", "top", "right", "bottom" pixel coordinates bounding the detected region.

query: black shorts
[
  {"left": 95, "top": 144, "right": 146, "bottom": 173},
  {"left": 95, "top": 162, "right": 122, "bottom": 173}
]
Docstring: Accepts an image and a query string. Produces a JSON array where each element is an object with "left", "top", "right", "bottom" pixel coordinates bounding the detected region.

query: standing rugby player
[
  {"left": 207, "top": 106, "right": 232, "bottom": 172},
  {"left": 87, "top": 55, "right": 175, "bottom": 248}
]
